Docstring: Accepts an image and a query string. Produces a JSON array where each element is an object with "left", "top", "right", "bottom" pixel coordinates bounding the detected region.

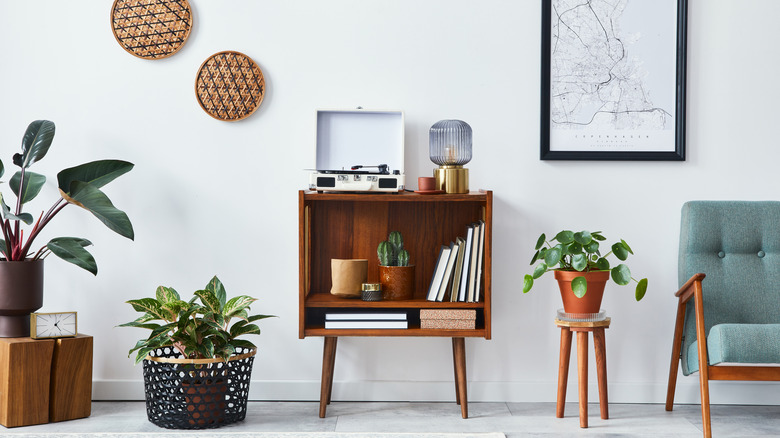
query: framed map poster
[{"left": 541, "top": 0, "right": 688, "bottom": 160}]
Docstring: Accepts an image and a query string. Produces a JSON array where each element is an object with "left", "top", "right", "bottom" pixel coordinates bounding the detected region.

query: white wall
[{"left": 0, "top": 0, "right": 778, "bottom": 405}]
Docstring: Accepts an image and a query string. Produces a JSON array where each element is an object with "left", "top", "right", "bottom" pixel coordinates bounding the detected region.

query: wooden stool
[{"left": 555, "top": 317, "right": 610, "bottom": 428}]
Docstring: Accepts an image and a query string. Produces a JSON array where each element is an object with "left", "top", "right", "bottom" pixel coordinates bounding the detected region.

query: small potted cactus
[{"left": 377, "top": 231, "right": 415, "bottom": 300}]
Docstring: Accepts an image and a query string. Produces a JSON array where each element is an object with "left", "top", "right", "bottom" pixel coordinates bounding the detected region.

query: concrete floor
[{"left": 1, "top": 401, "right": 779, "bottom": 437}]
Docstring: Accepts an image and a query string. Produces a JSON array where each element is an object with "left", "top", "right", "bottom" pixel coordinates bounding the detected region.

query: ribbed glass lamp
[{"left": 429, "top": 120, "right": 472, "bottom": 194}]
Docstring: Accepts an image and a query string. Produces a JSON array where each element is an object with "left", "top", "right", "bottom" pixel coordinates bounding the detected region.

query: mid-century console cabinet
[{"left": 298, "top": 190, "right": 492, "bottom": 418}]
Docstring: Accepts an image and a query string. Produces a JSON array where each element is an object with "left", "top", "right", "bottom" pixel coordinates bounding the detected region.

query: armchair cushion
[{"left": 685, "top": 323, "right": 780, "bottom": 374}]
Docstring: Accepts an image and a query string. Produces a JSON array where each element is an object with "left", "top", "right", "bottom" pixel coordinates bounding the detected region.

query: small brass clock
[{"left": 30, "top": 312, "right": 78, "bottom": 339}]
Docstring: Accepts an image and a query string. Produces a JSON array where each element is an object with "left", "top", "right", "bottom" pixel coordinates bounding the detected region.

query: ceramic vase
[{"left": 0, "top": 259, "right": 44, "bottom": 337}]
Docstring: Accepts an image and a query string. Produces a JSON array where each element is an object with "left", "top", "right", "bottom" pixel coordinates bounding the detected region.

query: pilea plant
[
  {"left": 377, "top": 231, "right": 410, "bottom": 266},
  {"left": 121, "top": 275, "right": 276, "bottom": 364},
  {"left": 0, "top": 120, "right": 134, "bottom": 274},
  {"left": 523, "top": 230, "right": 648, "bottom": 301}
]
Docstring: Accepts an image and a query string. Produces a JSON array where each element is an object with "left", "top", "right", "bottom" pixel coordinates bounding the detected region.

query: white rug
[{"left": 9, "top": 433, "right": 506, "bottom": 438}]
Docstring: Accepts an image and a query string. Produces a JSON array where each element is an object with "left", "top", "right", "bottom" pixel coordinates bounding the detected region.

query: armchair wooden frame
[{"left": 666, "top": 273, "right": 780, "bottom": 438}]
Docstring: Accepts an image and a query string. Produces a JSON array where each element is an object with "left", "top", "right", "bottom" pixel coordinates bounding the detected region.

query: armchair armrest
[{"left": 675, "top": 273, "right": 706, "bottom": 303}]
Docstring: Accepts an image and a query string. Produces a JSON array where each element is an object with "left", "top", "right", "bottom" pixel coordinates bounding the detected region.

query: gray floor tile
[{"left": 1, "top": 401, "right": 778, "bottom": 437}]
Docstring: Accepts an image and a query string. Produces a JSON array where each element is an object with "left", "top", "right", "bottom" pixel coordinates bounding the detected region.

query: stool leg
[
  {"left": 577, "top": 331, "right": 588, "bottom": 428},
  {"left": 556, "top": 327, "right": 573, "bottom": 418},
  {"left": 593, "top": 328, "right": 608, "bottom": 420}
]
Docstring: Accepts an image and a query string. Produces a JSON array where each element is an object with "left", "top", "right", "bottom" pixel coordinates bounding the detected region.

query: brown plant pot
[
  {"left": 379, "top": 265, "right": 415, "bottom": 300},
  {"left": 0, "top": 259, "right": 44, "bottom": 337},
  {"left": 183, "top": 379, "right": 228, "bottom": 427},
  {"left": 554, "top": 270, "right": 609, "bottom": 315}
]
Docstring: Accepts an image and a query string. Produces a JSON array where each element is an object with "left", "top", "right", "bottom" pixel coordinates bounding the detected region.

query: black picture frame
[{"left": 541, "top": 0, "right": 688, "bottom": 161}]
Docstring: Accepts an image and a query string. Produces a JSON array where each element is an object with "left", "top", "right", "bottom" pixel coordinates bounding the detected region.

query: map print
[{"left": 550, "top": 0, "right": 676, "bottom": 152}]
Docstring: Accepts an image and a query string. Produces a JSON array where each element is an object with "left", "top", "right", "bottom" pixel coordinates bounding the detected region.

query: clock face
[{"left": 32, "top": 312, "right": 77, "bottom": 338}]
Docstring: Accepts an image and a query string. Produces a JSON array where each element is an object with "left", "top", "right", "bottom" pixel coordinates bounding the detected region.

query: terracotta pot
[
  {"left": 379, "top": 265, "right": 415, "bottom": 300},
  {"left": 0, "top": 259, "right": 44, "bottom": 337},
  {"left": 183, "top": 379, "right": 228, "bottom": 427},
  {"left": 554, "top": 270, "right": 609, "bottom": 314}
]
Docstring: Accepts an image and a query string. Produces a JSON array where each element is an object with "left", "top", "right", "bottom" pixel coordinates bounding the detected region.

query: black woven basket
[{"left": 142, "top": 347, "right": 255, "bottom": 429}]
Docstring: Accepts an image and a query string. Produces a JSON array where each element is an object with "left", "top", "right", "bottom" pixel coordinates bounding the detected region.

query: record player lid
[{"left": 315, "top": 110, "right": 404, "bottom": 173}]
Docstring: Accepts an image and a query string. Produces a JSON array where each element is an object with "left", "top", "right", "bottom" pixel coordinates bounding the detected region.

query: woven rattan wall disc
[
  {"left": 111, "top": 0, "right": 193, "bottom": 59},
  {"left": 195, "top": 51, "right": 266, "bottom": 122}
]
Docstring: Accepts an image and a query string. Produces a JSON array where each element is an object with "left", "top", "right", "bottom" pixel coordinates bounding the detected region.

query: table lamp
[{"left": 429, "top": 119, "right": 472, "bottom": 194}]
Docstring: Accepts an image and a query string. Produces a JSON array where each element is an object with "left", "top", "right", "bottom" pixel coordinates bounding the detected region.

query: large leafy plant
[
  {"left": 1, "top": 120, "right": 133, "bottom": 274},
  {"left": 523, "top": 230, "right": 648, "bottom": 301},
  {"left": 121, "top": 276, "right": 275, "bottom": 363}
]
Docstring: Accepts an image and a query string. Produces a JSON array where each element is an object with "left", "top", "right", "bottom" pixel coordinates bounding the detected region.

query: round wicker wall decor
[
  {"left": 195, "top": 51, "right": 266, "bottom": 122},
  {"left": 111, "top": 0, "right": 193, "bottom": 59}
]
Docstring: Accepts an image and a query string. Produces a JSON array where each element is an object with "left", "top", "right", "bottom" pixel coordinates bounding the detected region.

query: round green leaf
[
  {"left": 571, "top": 254, "right": 587, "bottom": 271},
  {"left": 574, "top": 231, "right": 592, "bottom": 246},
  {"left": 621, "top": 239, "right": 634, "bottom": 255},
  {"left": 567, "top": 242, "right": 583, "bottom": 255},
  {"left": 592, "top": 232, "right": 606, "bottom": 241},
  {"left": 612, "top": 242, "right": 629, "bottom": 261},
  {"left": 611, "top": 264, "right": 631, "bottom": 285},
  {"left": 544, "top": 246, "right": 562, "bottom": 267},
  {"left": 554, "top": 230, "right": 574, "bottom": 244},
  {"left": 572, "top": 276, "right": 587, "bottom": 298},
  {"left": 596, "top": 257, "right": 610, "bottom": 271},
  {"left": 584, "top": 241, "right": 600, "bottom": 254},
  {"left": 523, "top": 274, "right": 534, "bottom": 293},
  {"left": 532, "top": 262, "right": 548, "bottom": 279},
  {"left": 535, "top": 233, "right": 546, "bottom": 250},
  {"left": 635, "top": 278, "right": 648, "bottom": 301}
]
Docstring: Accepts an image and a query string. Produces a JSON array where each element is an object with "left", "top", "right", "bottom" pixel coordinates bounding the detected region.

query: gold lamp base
[{"left": 434, "top": 166, "right": 469, "bottom": 194}]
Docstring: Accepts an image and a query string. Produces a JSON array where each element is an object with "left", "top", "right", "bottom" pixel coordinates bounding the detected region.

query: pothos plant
[
  {"left": 377, "top": 231, "right": 410, "bottom": 267},
  {"left": 523, "top": 230, "right": 648, "bottom": 301},
  {"left": 0, "top": 120, "right": 134, "bottom": 274},
  {"left": 121, "top": 276, "right": 276, "bottom": 364}
]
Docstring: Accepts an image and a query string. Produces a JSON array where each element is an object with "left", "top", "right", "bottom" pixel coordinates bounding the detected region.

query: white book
[
  {"left": 474, "top": 220, "right": 486, "bottom": 302},
  {"left": 325, "top": 320, "right": 408, "bottom": 329},
  {"left": 426, "top": 245, "right": 451, "bottom": 301},
  {"left": 325, "top": 313, "right": 407, "bottom": 321},
  {"left": 458, "top": 225, "right": 474, "bottom": 302},
  {"left": 467, "top": 222, "right": 483, "bottom": 302},
  {"left": 436, "top": 241, "right": 459, "bottom": 302}
]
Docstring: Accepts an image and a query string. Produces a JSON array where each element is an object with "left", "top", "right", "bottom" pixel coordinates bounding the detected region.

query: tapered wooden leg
[
  {"left": 556, "top": 327, "right": 573, "bottom": 418},
  {"left": 666, "top": 299, "right": 687, "bottom": 411},
  {"left": 452, "top": 337, "right": 468, "bottom": 419},
  {"left": 593, "top": 328, "right": 608, "bottom": 420},
  {"left": 452, "top": 338, "right": 460, "bottom": 405},
  {"left": 326, "top": 337, "right": 337, "bottom": 405},
  {"left": 319, "top": 336, "right": 337, "bottom": 418},
  {"left": 693, "top": 281, "right": 712, "bottom": 438},
  {"left": 577, "top": 331, "right": 588, "bottom": 428}
]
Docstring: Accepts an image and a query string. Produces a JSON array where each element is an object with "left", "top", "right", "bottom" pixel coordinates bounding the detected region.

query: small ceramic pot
[{"left": 379, "top": 265, "right": 415, "bottom": 300}]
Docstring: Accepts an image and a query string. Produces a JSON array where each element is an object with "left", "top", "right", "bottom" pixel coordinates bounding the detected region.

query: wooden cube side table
[
  {"left": 0, "top": 334, "right": 92, "bottom": 428},
  {"left": 555, "top": 317, "right": 610, "bottom": 428}
]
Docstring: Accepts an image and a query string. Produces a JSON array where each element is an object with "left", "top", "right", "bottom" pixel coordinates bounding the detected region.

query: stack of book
[
  {"left": 425, "top": 220, "right": 486, "bottom": 302},
  {"left": 420, "top": 309, "right": 476, "bottom": 330},
  {"left": 324, "top": 312, "right": 408, "bottom": 329}
]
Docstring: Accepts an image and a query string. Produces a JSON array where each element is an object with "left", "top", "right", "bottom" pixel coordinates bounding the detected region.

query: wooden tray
[
  {"left": 111, "top": 0, "right": 193, "bottom": 59},
  {"left": 195, "top": 51, "right": 266, "bottom": 121}
]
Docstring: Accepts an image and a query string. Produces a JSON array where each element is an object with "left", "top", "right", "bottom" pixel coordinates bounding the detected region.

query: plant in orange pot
[
  {"left": 377, "top": 231, "right": 415, "bottom": 300},
  {"left": 523, "top": 230, "right": 647, "bottom": 314}
]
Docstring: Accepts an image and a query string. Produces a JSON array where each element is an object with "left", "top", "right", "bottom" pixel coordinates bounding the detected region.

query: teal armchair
[{"left": 666, "top": 201, "right": 780, "bottom": 438}]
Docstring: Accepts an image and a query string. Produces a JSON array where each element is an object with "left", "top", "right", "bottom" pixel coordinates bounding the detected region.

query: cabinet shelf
[
  {"left": 305, "top": 294, "right": 484, "bottom": 309},
  {"left": 299, "top": 189, "right": 492, "bottom": 339}
]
